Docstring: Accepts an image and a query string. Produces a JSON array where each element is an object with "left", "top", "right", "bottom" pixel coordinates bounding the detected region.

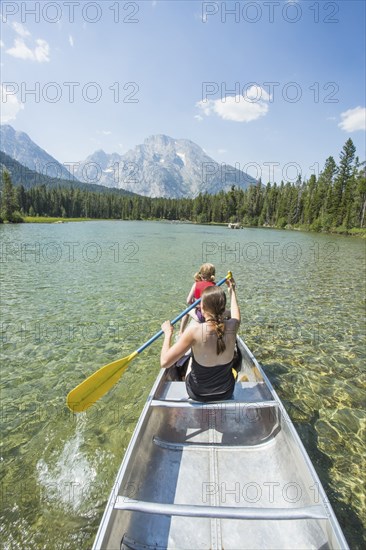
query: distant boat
[
  {"left": 228, "top": 222, "right": 241, "bottom": 229},
  {"left": 92, "top": 336, "right": 348, "bottom": 550}
]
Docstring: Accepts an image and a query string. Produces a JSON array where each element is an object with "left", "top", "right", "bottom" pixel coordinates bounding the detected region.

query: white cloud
[
  {"left": 338, "top": 106, "right": 366, "bottom": 132},
  {"left": 11, "top": 22, "right": 31, "bottom": 38},
  {"left": 69, "top": 35, "right": 74, "bottom": 47},
  {"left": 6, "top": 37, "right": 50, "bottom": 62},
  {"left": 0, "top": 40, "right": 4, "bottom": 48},
  {"left": 196, "top": 86, "right": 270, "bottom": 123},
  {"left": 6, "top": 22, "right": 50, "bottom": 62},
  {"left": 218, "top": 149, "right": 227, "bottom": 154},
  {"left": 0, "top": 84, "right": 24, "bottom": 123},
  {"left": 6, "top": 38, "right": 34, "bottom": 60},
  {"left": 34, "top": 39, "right": 50, "bottom": 62},
  {"left": 194, "top": 114, "right": 203, "bottom": 122}
]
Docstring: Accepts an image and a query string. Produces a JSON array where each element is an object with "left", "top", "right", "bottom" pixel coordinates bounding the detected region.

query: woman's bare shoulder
[{"left": 182, "top": 321, "right": 200, "bottom": 339}]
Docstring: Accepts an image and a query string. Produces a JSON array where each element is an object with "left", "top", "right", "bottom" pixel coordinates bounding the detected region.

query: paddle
[{"left": 66, "top": 271, "right": 232, "bottom": 412}]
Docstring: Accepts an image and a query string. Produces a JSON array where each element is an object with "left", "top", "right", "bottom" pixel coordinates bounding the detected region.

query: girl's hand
[{"left": 161, "top": 321, "right": 174, "bottom": 336}]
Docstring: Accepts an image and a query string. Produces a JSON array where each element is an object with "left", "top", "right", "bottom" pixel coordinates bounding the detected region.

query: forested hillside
[{"left": 1, "top": 139, "right": 365, "bottom": 233}]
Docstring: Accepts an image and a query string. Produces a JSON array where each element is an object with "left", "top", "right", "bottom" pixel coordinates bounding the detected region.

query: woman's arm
[
  {"left": 186, "top": 283, "right": 196, "bottom": 304},
  {"left": 160, "top": 322, "right": 195, "bottom": 369},
  {"left": 227, "top": 278, "right": 240, "bottom": 323}
]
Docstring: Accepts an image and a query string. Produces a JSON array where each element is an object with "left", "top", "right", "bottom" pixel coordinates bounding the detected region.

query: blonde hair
[
  {"left": 201, "top": 286, "right": 226, "bottom": 355},
  {"left": 194, "top": 263, "right": 215, "bottom": 283}
]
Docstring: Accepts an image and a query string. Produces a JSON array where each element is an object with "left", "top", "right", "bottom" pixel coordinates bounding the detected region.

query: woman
[{"left": 161, "top": 276, "right": 240, "bottom": 401}]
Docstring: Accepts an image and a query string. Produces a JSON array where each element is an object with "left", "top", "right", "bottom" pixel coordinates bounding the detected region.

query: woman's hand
[
  {"left": 226, "top": 275, "right": 236, "bottom": 292},
  {"left": 161, "top": 321, "right": 174, "bottom": 336}
]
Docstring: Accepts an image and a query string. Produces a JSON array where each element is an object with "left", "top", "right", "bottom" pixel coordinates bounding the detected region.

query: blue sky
[{"left": 1, "top": 0, "right": 365, "bottom": 184}]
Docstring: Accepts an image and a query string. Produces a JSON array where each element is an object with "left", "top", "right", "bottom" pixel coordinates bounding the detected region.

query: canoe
[{"left": 92, "top": 336, "right": 349, "bottom": 549}]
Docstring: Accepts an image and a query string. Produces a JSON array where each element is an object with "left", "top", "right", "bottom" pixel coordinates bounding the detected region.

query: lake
[{"left": 1, "top": 221, "right": 365, "bottom": 549}]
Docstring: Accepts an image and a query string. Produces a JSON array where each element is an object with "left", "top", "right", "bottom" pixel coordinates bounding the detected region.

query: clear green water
[{"left": 1, "top": 221, "right": 365, "bottom": 549}]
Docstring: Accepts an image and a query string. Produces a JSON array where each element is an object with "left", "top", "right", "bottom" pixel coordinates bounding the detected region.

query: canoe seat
[
  {"left": 155, "top": 381, "right": 273, "bottom": 403},
  {"left": 157, "top": 381, "right": 190, "bottom": 401}
]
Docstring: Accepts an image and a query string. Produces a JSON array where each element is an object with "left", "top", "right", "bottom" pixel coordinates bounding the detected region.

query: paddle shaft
[{"left": 137, "top": 274, "right": 230, "bottom": 354}]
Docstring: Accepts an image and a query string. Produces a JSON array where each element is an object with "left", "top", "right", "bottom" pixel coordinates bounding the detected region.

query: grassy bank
[
  {"left": 331, "top": 227, "right": 366, "bottom": 237},
  {"left": 23, "top": 216, "right": 98, "bottom": 223}
]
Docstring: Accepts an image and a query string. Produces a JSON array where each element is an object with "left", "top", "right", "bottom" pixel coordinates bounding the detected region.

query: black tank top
[{"left": 185, "top": 352, "right": 235, "bottom": 402}]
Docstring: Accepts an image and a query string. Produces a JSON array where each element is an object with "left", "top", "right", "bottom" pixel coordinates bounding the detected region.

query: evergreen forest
[{"left": 1, "top": 139, "right": 365, "bottom": 234}]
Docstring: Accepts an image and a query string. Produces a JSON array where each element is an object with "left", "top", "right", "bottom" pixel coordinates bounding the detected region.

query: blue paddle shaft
[{"left": 136, "top": 275, "right": 229, "bottom": 354}]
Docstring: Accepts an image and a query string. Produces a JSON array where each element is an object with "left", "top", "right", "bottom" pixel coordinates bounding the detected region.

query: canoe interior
[{"left": 93, "top": 338, "right": 348, "bottom": 550}]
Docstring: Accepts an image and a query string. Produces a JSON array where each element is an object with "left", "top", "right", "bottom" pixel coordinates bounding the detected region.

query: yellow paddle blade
[{"left": 66, "top": 351, "right": 138, "bottom": 413}]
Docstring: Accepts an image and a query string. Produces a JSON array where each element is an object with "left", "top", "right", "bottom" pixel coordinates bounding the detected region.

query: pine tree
[
  {"left": 303, "top": 175, "right": 317, "bottom": 225},
  {"left": 1, "top": 170, "right": 21, "bottom": 222},
  {"left": 316, "top": 156, "right": 337, "bottom": 229},
  {"left": 353, "top": 161, "right": 366, "bottom": 228},
  {"left": 332, "top": 139, "right": 357, "bottom": 226}
]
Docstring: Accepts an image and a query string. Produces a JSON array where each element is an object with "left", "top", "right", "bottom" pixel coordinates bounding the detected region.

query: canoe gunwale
[
  {"left": 243, "top": 339, "right": 349, "bottom": 549},
  {"left": 92, "top": 368, "right": 167, "bottom": 548}
]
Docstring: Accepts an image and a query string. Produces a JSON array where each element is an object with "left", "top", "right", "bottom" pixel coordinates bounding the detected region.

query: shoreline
[
  {"left": 3, "top": 216, "right": 365, "bottom": 238},
  {"left": 23, "top": 216, "right": 103, "bottom": 223}
]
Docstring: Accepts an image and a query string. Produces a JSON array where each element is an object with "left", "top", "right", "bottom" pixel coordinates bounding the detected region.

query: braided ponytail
[
  {"left": 213, "top": 316, "right": 226, "bottom": 354},
  {"left": 201, "top": 286, "right": 227, "bottom": 355}
]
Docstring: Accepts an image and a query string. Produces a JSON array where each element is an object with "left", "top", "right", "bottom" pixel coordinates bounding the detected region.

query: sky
[{"left": 1, "top": 0, "right": 365, "bottom": 184}]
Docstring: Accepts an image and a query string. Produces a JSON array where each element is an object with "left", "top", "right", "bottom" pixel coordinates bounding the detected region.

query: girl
[
  {"left": 161, "top": 276, "right": 240, "bottom": 401},
  {"left": 179, "top": 263, "right": 216, "bottom": 335}
]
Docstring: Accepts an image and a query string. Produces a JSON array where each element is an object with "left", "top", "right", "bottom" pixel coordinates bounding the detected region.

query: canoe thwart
[
  {"left": 150, "top": 399, "right": 279, "bottom": 409},
  {"left": 114, "top": 497, "right": 329, "bottom": 521},
  {"left": 152, "top": 434, "right": 280, "bottom": 451}
]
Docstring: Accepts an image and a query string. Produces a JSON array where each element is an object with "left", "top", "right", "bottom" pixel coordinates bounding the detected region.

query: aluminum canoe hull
[{"left": 92, "top": 336, "right": 348, "bottom": 549}]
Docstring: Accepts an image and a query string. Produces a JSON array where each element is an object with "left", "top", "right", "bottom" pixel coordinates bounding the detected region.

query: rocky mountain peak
[
  {"left": 0, "top": 125, "right": 74, "bottom": 180},
  {"left": 1, "top": 126, "right": 257, "bottom": 198}
]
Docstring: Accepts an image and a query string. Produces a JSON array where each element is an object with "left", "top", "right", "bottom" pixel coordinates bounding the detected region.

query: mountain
[
  {"left": 74, "top": 149, "right": 126, "bottom": 188},
  {"left": 0, "top": 151, "right": 136, "bottom": 196},
  {"left": 0, "top": 125, "right": 73, "bottom": 180},
  {"left": 74, "top": 135, "right": 257, "bottom": 198},
  {"left": 1, "top": 126, "right": 257, "bottom": 198}
]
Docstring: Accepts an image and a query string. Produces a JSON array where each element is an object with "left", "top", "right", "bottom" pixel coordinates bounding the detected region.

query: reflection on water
[{"left": 1, "top": 221, "right": 365, "bottom": 548}]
